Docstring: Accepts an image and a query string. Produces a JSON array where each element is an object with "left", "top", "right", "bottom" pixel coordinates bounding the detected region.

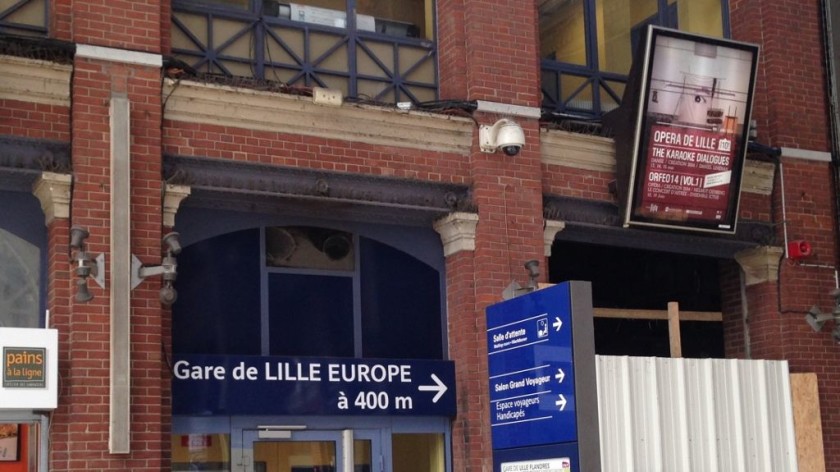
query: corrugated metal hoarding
[{"left": 596, "top": 356, "right": 798, "bottom": 472}]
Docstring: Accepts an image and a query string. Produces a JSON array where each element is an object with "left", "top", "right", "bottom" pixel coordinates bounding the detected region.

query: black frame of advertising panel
[{"left": 623, "top": 26, "right": 759, "bottom": 234}]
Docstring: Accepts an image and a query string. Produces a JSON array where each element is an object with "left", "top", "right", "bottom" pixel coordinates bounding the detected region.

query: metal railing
[
  {"left": 540, "top": 59, "right": 628, "bottom": 119},
  {"left": 171, "top": 2, "right": 438, "bottom": 105}
]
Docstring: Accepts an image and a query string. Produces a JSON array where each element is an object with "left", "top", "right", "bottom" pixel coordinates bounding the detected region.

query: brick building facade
[{"left": 0, "top": 0, "right": 838, "bottom": 471}]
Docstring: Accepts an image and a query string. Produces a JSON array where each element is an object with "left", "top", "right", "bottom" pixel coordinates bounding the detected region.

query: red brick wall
[
  {"left": 442, "top": 249, "right": 487, "bottom": 472},
  {"left": 460, "top": 118, "right": 544, "bottom": 472},
  {"left": 60, "top": 59, "right": 103, "bottom": 470},
  {"left": 719, "top": 260, "right": 746, "bottom": 358},
  {"left": 437, "top": 0, "right": 540, "bottom": 106},
  {"left": 769, "top": 158, "right": 840, "bottom": 469},
  {"left": 126, "top": 61, "right": 168, "bottom": 471},
  {"left": 436, "top": 0, "right": 469, "bottom": 99},
  {"left": 427, "top": 5, "right": 546, "bottom": 469},
  {"left": 435, "top": 1, "right": 579, "bottom": 468},
  {"left": 730, "top": 0, "right": 831, "bottom": 150},
  {"left": 778, "top": 161, "right": 836, "bottom": 256},
  {"left": 48, "top": 57, "right": 167, "bottom": 472},
  {"left": 737, "top": 188, "right": 773, "bottom": 223},
  {"left": 51, "top": 0, "right": 162, "bottom": 53},
  {"left": 0, "top": 100, "right": 70, "bottom": 141},
  {"left": 729, "top": 0, "right": 840, "bottom": 468},
  {"left": 541, "top": 164, "right": 615, "bottom": 202},
  {"left": 160, "top": 1, "right": 172, "bottom": 56},
  {"left": 49, "top": 0, "right": 72, "bottom": 43},
  {"left": 162, "top": 122, "right": 472, "bottom": 184},
  {"left": 44, "top": 217, "right": 72, "bottom": 470}
]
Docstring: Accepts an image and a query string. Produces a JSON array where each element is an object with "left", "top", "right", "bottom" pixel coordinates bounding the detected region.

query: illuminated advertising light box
[{"left": 618, "top": 27, "right": 759, "bottom": 234}]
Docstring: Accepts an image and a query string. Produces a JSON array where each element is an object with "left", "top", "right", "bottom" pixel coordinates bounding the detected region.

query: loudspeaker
[
  {"left": 163, "top": 232, "right": 182, "bottom": 255},
  {"left": 70, "top": 226, "right": 90, "bottom": 249},
  {"left": 75, "top": 279, "right": 93, "bottom": 303},
  {"left": 321, "top": 234, "right": 351, "bottom": 260},
  {"left": 160, "top": 282, "right": 178, "bottom": 306}
]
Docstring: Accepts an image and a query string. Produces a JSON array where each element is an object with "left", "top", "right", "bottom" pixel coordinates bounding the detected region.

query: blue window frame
[
  {"left": 540, "top": 0, "right": 730, "bottom": 119},
  {"left": 171, "top": 0, "right": 438, "bottom": 105},
  {"left": 172, "top": 224, "right": 445, "bottom": 360},
  {"left": 360, "top": 237, "right": 442, "bottom": 359},
  {"left": 173, "top": 228, "right": 262, "bottom": 354},
  {"left": 268, "top": 272, "right": 355, "bottom": 357}
]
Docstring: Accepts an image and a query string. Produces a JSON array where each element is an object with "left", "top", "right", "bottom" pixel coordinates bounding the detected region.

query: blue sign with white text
[
  {"left": 486, "top": 283, "right": 577, "bottom": 450},
  {"left": 172, "top": 354, "right": 456, "bottom": 416}
]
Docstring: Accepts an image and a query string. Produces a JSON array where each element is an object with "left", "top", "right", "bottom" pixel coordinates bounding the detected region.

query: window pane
[
  {"left": 357, "top": 0, "right": 431, "bottom": 39},
  {"left": 400, "top": 45, "right": 434, "bottom": 79},
  {"left": 265, "top": 24, "right": 305, "bottom": 84},
  {"left": 171, "top": 433, "right": 231, "bottom": 471},
  {"left": 561, "top": 74, "right": 592, "bottom": 111},
  {"left": 171, "top": 12, "right": 212, "bottom": 73},
  {"left": 392, "top": 433, "right": 444, "bottom": 472},
  {"left": 0, "top": 424, "right": 21, "bottom": 461},
  {"left": 173, "top": 229, "right": 262, "bottom": 355},
  {"left": 254, "top": 440, "right": 336, "bottom": 472},
  {"left": 600, "top": 80, "right": 625, "bottom": 112},
  {"left": 539, "top": 0, "right": 586, "bottom": 64},
  {"left": 266, "top": 227, "right": 354, "bottom": 271},
  {"left": 354, "top": 439, "right": 371, "bottom": 472},
  {"left": 0, "top": 0, "right": 46, "bottom": 34},
  {"left": 0, "top": 191, "right": 45, "bottom": 328},
  {"left": 0, "top": 422, "right": 40, "bottom": 468},
  {"left": 0, "top": 228, "right": 40, "bottom": 328},
  {"left": 671, "top": 0, "right": 723, "bottom": 37},
  {"left": 597, "top": 0, "right": 657, "bottom": 73},
  {"left": 269, "top": 273, "right": 354, "bottom": 357},
  {"left": 360, "top": 237, "right": 442, "bottom": 359}
]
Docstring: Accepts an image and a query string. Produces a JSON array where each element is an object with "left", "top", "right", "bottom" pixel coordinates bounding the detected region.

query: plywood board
[{"left": 791, "top": 373, "right": 826, "bottom": 472}]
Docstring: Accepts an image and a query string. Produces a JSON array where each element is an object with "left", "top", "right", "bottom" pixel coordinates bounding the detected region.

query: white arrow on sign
[
  {"left": 553, "top": 317, "right": 563, "bottom": 332},
  {"left": 418, "top": 374, "right": 448, "bottom": 403},
  {"left": 555, "top": 394, "right": 567, "bottom": 411},
  {"left": 555, "top": 368, "right": 565, "bottom": 384}
]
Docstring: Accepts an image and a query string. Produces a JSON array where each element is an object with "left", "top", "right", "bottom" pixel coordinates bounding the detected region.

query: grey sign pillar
[{"left": 570, "top": 281, "right": 600, "bottom": 472}]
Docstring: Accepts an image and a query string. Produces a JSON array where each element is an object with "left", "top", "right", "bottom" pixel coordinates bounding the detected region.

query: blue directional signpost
[
  {"left": 486, "top": 281, "right": 600, "bottom": 472},
  {"left": 172, "top": 355, "right": 456, "bottom": 417}
]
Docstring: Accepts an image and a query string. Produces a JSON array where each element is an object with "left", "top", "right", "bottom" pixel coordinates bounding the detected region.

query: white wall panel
[
  {"left": 684, "top": 359, "right": 717, "bottom": 472},
  {"left": 596, "top": 356, "right": 798, "bottom": 472}
]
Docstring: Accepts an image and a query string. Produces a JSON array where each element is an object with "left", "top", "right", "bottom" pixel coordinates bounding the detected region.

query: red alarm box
[{"left": 787, "top": 240, "right": 812, "bottom": 260}]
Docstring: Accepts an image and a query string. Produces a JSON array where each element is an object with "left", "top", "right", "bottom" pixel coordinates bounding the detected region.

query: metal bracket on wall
[{"left": 129, "top": 254, "right": 176, "bottom": 289}]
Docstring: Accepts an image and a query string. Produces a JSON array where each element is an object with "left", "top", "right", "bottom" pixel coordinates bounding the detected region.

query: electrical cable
[{"left": 414, "top": 99, "right": 477, "bottom": 112}]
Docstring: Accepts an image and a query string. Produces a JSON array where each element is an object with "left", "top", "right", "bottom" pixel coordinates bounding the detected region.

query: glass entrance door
[
  {"left": 203, "top": 417, "right": 448, "bottom": 472},
  {"left": 243, "top": 429, "right": 377, "bottom": 472},
  {"left": 253, "top": 439, "right": 335, "bottom": 472}
]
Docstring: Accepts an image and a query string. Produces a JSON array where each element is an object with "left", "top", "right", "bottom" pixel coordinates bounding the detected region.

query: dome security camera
[{"left": 479, "top": 118, "right": 525, "bottom": 156}]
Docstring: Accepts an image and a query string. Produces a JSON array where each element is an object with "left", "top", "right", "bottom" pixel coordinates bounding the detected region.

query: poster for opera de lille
[{"left": 631, "top": 31, "right": 757, "bottom": 232}]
